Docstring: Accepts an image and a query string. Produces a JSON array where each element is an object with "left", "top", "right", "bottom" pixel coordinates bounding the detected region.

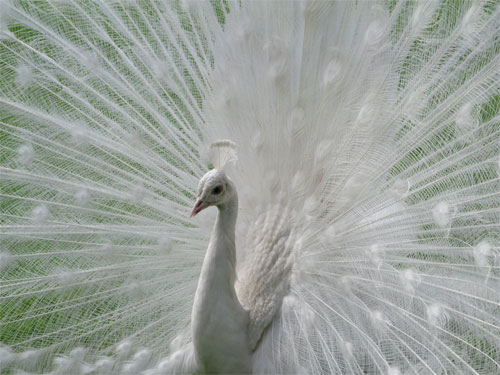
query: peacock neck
[
  {"left": 213, "top": 195, "right": 238, "bottom": 268},
  {"left": 191, "top": 191, "right": 250, "bottom": 373},
  {"left": 194, "top": 192, "right": 239, "bottom": 301}
]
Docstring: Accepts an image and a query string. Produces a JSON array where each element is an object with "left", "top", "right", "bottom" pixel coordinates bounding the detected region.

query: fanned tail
[{"left": 0, "top": 1, "right": 499, "bottom": 374}]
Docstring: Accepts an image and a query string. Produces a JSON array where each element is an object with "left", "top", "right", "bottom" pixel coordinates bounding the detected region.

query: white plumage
[{"left": 0, "top": 0, "right": 499, "bottom": 374}]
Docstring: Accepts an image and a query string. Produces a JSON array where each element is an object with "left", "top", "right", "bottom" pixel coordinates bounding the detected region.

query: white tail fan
[{"left": 0, "top": 1, "right": 499, "bottom": 374}]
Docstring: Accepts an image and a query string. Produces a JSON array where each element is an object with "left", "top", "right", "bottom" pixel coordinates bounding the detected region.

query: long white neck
[{"left": 191, "top": 190, "right": 251, "bottom": 373}]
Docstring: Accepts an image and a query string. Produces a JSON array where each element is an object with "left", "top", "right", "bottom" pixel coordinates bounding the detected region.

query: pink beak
[{"left": 190, "top": 198, "right": 207, "bottom": 217}]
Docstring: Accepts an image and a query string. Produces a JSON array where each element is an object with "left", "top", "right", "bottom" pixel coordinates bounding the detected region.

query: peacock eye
[{"left": 212, "top": 185, "right": 223, "bottom": 195}]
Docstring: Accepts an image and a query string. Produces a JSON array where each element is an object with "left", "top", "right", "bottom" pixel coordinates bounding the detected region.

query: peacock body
[{"left": 0, "top": 0, "right": 499, "bottom": 374}]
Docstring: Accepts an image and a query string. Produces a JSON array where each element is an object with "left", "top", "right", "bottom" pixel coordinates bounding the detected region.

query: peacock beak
[{"left": 190, "top": 198, "right": 207, "bottom": 217}]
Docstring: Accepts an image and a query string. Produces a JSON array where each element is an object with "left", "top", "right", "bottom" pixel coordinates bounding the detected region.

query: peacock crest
[{"left": 208, "top": 139, "right": 237, "bottom": 170}]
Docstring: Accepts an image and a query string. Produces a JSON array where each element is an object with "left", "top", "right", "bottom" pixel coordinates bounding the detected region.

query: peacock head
[
  {"left": 191, "top": 140, "right": 237, "bottom": 217},
  {"left": 190, "top": 169, "right": 235, "bottom": 217}
]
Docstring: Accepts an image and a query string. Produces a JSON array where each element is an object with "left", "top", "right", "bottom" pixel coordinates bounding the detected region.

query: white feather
[
  {"left": 209, "top": 139, "right": 237, "bottom": 170},
  {"left": 0, "top": 1, "right": 499, "bottom": 374}
]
